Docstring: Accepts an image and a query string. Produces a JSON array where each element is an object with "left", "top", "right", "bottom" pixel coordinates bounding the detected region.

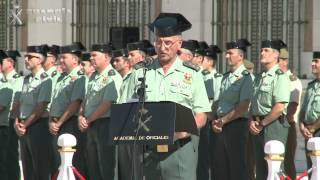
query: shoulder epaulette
[
  {"left": 214, "top": 73, "right": 222, "bottom": 78},
  {"left": 289, "top": 74, "right": 297, "bottom": 81},
  {"left": 308, "top": 79, "right": 317, "bottom": 85},
  {"left": 242, "top": 70, "right": 250, "bottom": 76},
  {"left": 13, "top": 74, "right": 21, "bottom": 78},
  {"left": 183, "top": 61, "right": 200, "bottom": 72},
  {"left": 275, "top": 69, "right": 284, "bottom": 75},
  {"left": 108, "top": 69, "right": 116, "bottom": 76},
  {"left": 57, "top": 73, "right": 66, "bottom": 82},
  {"left": 77, "top": 70, "right": 84, "bottom": 76},
  {"left": 133, "top": 61, "right": 144, "bottom": 70},
  {"left": 51, "top": 70, "right": 57, "bottom": 77},
  {"left": 25, "top": 73, "right": 32, "bottom": 79},
  {"left": 0, "top": 78, "right": 7, "bottom": 83},
  {"left": 202, "top": 70, "right": 210, "bottom": 75},
  {"left": 40, "top": 72, "right": 48, "bottom": 79},
  {"left": 223, "top": 71, "right": 231, "bottom": 76}
]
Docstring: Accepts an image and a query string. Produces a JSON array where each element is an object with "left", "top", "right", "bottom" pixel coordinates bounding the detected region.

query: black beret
[
  {"left": 5, "top": 50, "right": 21, "bottom": 61},
  {"left": 149, "top": 13, "right": 192, "bottom": 37},
  {"left": 226, "top": 39, "right": 251, "bottom": 52},
  {"left": 203, "top": 45, "right": 222, "bottom": 60},
  {"left": 313, "top": 51, "right": 320, "bottom": 59},
  {"left": 261, "top": 39, "right": 287, "bottom": 51},
  {"left": 91, "top": 43, "right": 114, "bottom": 54}
]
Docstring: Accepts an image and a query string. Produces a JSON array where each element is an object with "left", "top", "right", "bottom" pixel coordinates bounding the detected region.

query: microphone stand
[{"left": 131, "top": 63, "right": 149, "bottom": 180}]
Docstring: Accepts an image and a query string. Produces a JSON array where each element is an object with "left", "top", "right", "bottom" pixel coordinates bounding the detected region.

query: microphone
[{"left": 142, "top": 56, "right": 155, "bottom": 67}]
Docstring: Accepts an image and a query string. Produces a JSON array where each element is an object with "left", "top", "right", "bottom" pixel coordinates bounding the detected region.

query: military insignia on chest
[
  {"left": 183, "top": 73, "right": 192, "bottom": 84},
  {"left": 235, "top": 76, "right": 242, "bottom": 82},
  {"left": 103, "top": 77, "right": 108, "bottom": 83}
]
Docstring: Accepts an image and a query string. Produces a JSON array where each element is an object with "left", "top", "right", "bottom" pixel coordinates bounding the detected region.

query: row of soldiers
[{"left": 0, "top": 12, "right": 319, "bottom": 180}]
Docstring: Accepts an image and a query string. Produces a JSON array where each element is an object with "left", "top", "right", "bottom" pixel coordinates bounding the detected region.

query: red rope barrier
[
  {"left": 52, "top": 170, "right": 59, "bottom": 180},
  {"left": 72, "top": 166, "right": 86, "bottom": 180},
  {"left": 51, "top": 167, "right": 86, "bottom": 180}
]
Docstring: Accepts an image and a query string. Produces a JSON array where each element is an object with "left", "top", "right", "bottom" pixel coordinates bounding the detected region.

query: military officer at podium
[
  {"left": 78, "top": 43, "right": 122, "bottom": 180},
  {"left": 210, "top": 39, "right": 253, "bottom": 180},
  {"left": 249, "top": 40, "right": 291, "bottom": 180},
  {"left": 15, "top": 45, "right": 53, "bottom": 180},
  {"left": 123, "top": 13, "right": 211, "bottom": 180}
]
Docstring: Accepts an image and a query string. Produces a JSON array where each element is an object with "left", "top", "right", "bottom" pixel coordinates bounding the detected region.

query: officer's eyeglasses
[{"left": 154, "top": 39, "right": 179, "bottom": 48}]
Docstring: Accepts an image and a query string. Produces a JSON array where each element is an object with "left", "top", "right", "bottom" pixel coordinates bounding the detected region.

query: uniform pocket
[{"left": 312, "top": 95, "right": 320, "bottom": 113}]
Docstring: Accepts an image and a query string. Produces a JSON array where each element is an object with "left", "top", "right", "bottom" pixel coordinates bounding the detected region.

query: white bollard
[
  {"left": 57, "top": 133, "right": 77, "bottom": 180},
  {"left": 307, "top": 137, "right": 320, "bottom": 180},
  {"left": 265, "top": 140, "right": 285, "bottom": 180}
]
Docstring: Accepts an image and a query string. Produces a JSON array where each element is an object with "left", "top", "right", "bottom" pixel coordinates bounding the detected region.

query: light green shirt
[
  {"left": 216, "top": 64, "right": 253, "bottom": 117},
  {"left": 84, "top": 64, "right": 122, "bottom": 118},
  {"left": 118, "top": 70, "right": 132, "bottom": 103},
  {"left": 0, "top": 79, "right": 13, "bottom": 126},
  {"left": 19, "top": 68, "right": 52, "bottom": 119},
  {"left": 202, "top": 69, "right": 223, "bottom": 103},
  {"left": 124, "top": 57, "right": 211, "bottom": 113},
  {"left": 50, "top": 66, "right": 86, "bottom": 117},
  {"left": 300, "top": 80, "right": 320, "bottom": 124},
  {"left": 6, "top": 70, "right": 24, "bottom": 116},
  {"left": 250, "top": 64, "right": 291, "bottom": 116}
]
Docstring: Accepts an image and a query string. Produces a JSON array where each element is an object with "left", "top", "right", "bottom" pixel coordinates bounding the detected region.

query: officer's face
[
  {"left": 192, "top": 53, "right": 204, "bottom": 66},
  {"left": 178, "top": 49, "right": 193, "bottom": 62},
  {"left": 113, "top": 57, "right": 129, "bottom": 72},
  {"left": 312, "top": 59, "right": 320, "bottom": 75},
  {"left": 155, "top": 35, "right": 182, "bottom": 63},
  {"left": 90, "top": 51, "right": 110, "bottom": 69},
  {"left": 128, "top": 50, "right": 144, "bottom": 66},
  {"left": 80, "top": 61, "right": 95, "bottom": 76},
  {"left": 278, "top": 58, "right": 288, "bottom": 72},
  {"left": 202, "top": 56, "right": 214, "bottom": 70},
  {"left": 60, "top": 53, "right": 78, "bottom": 71},
  {"left": 1, "top": 58, "right": 14, "bottom": 73},
  {"left": 260, "top": 48, "right": 278, "bottom": 64},
  {"left": 225, "top": 49, "right": 243, "bottom": 68},
  {"left": 44, "top": 54, "right": 56, "bottom": 69},
  {"left": 24, "top": 53, "right": 42, "bottom": 70}
]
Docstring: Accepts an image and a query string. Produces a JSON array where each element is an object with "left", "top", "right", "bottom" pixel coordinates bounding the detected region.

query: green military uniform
[
  {"left": 0, "top": 78, "right": 13, "bottom": 179},
  {"left": 50, "top": 66, "right": 86, "bottom": 175},
  {"left": 197, "top": 68, "right": 222, "bottom": 180},
  {"left": 84, "top": 64, "right": 122, "bottom": 180},
  {"left": 119, "top": 70, "right": 132, "bottom": 101},
  {"left": 46, "top": 66, "right": 60, "bottom": 91},
  {"left": 202, "top": 69, "right": 222, "bottom": 103},
  {"left": 19, "top": 68, "right": 53, "bottom": 180},
  {"left": 250, "top": 64, "right": 291, "bottom": 180},
  {"left": 300, "top": 80, "right": 320, "bottom": 125},
  {"left": 211, "top": 64, "right": 253, "bottom": 180},
  {"left": 300, "top": 79, "right": 320, "bottom": 169},
  {"left": 123, "top": 57, "right": 211, "bottom": 180},
  {"left": 5, "top": 70, "right": 23, "bottom": 180}
]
